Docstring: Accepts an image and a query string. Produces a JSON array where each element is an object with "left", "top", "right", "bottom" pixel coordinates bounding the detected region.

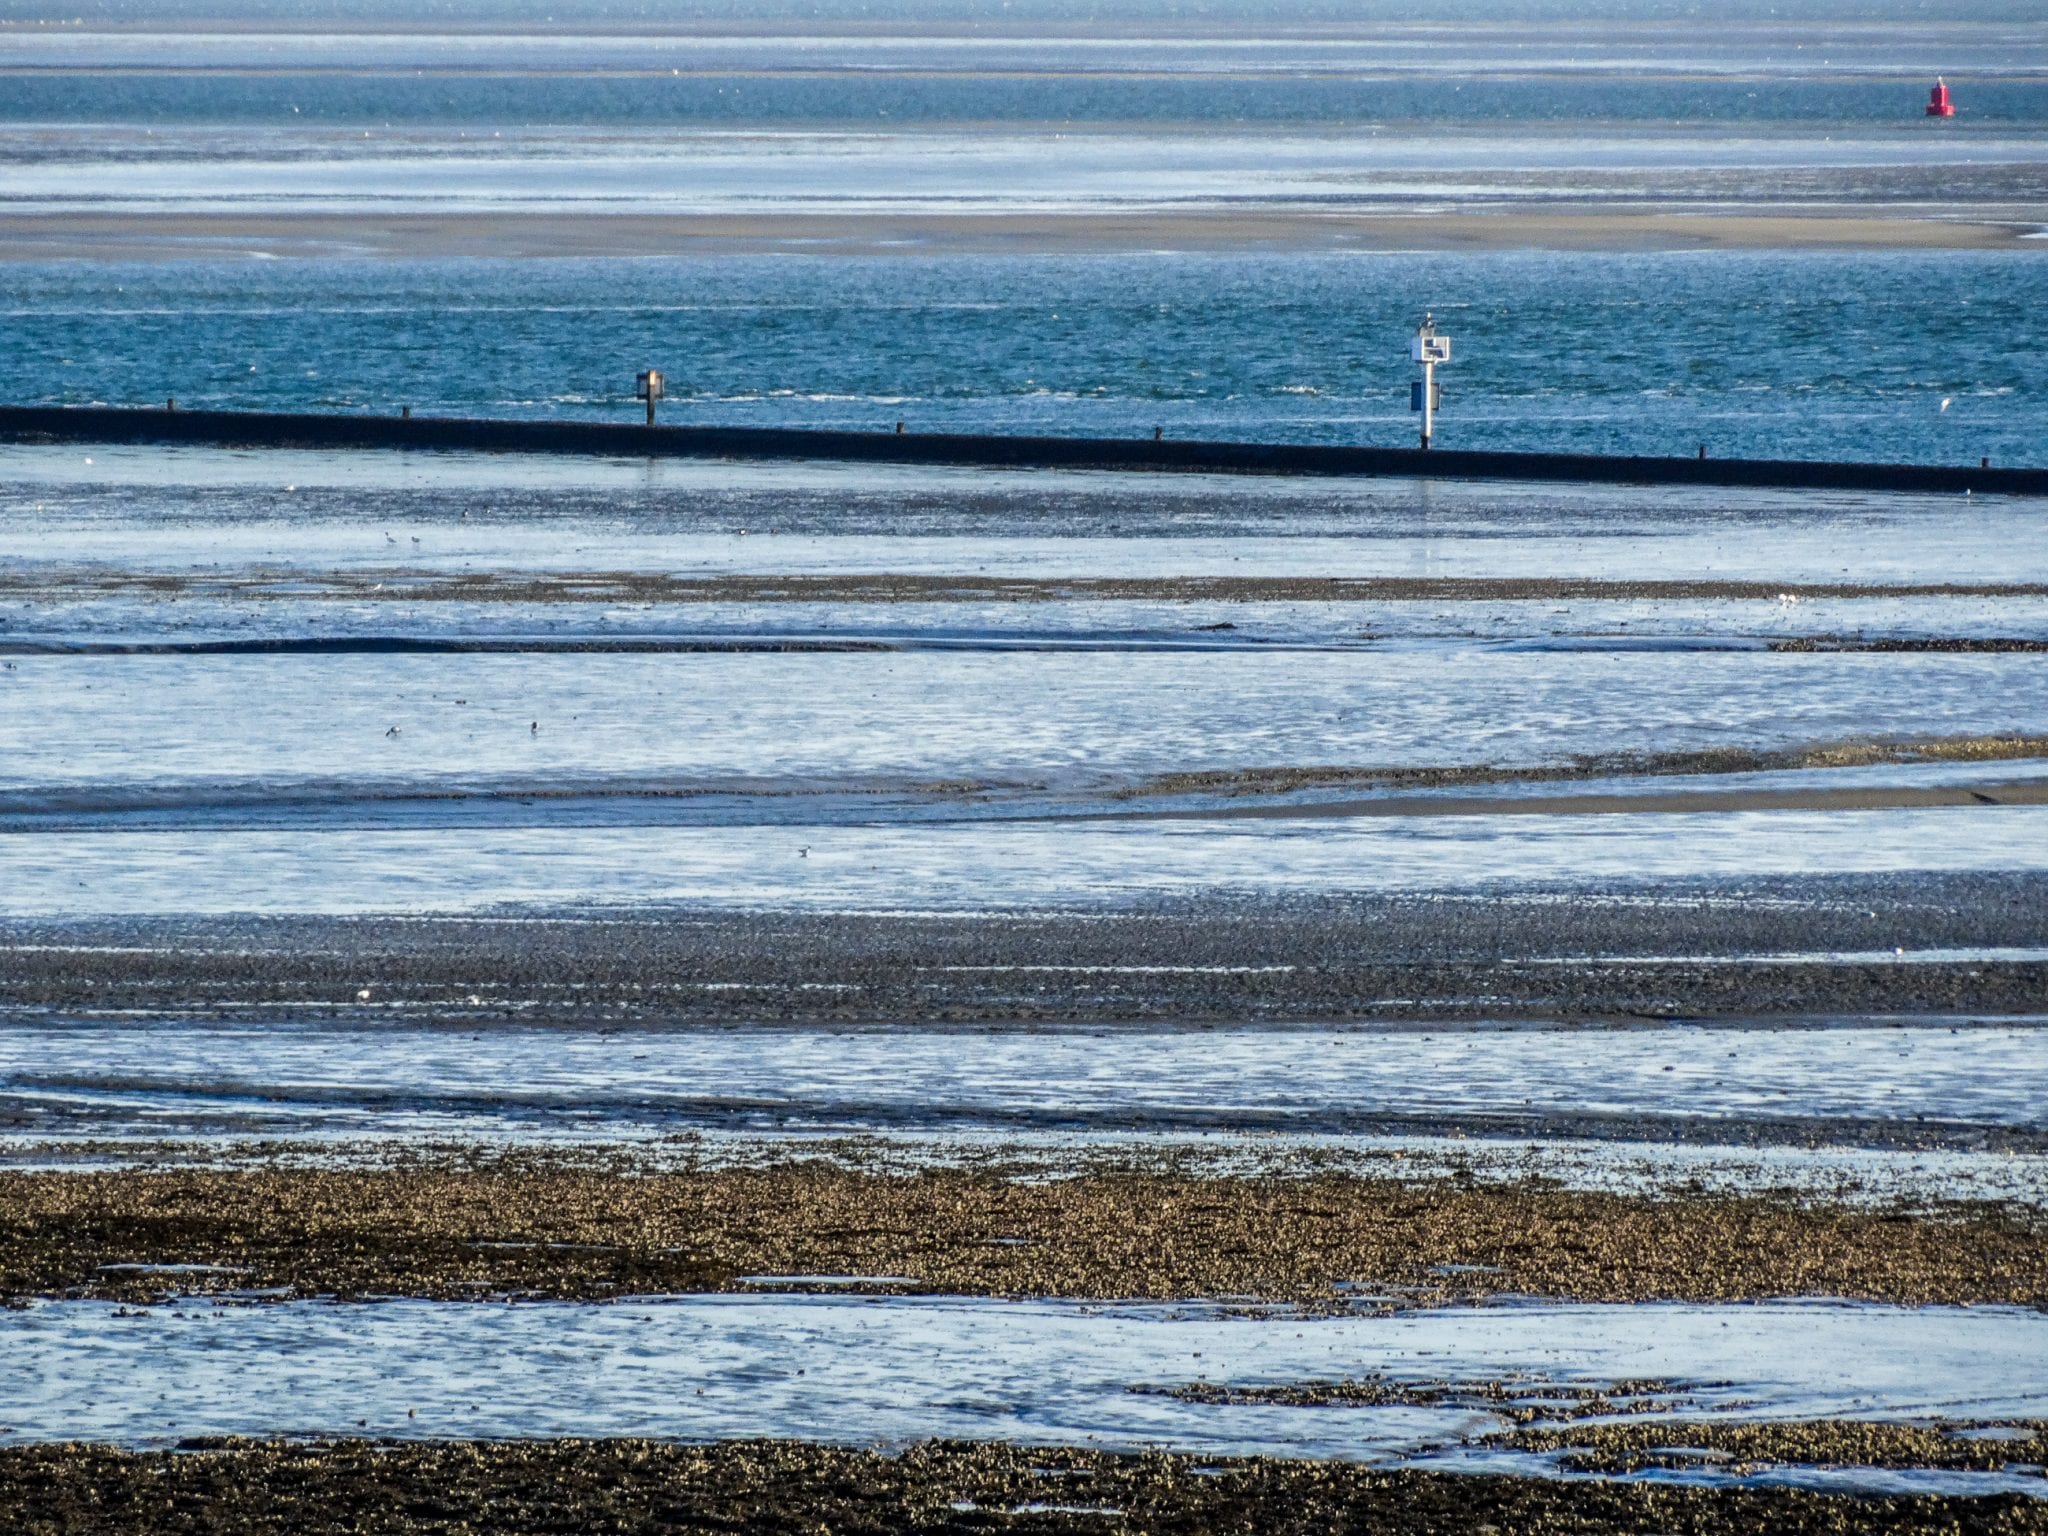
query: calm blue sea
[
  {"left": 19, "top": 74, "right": 2048, "bottom": 127},
  {"left": 6, "top": 250, "right": 2040, "bottom": 462},
  {"left": 4, "top": 3, "right": 2044, "bottom": 463}
]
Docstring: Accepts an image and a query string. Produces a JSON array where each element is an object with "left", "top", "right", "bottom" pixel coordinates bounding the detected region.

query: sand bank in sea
[
  {"left": 0, "top": 210, "right": 2036, "bottom": 260},
  {"left": 5, "top": 1165, "right": 2041, "bottom": 1307},
  {"left": 3, "top": 1438, "right": 2044, "bottom": 1534}
]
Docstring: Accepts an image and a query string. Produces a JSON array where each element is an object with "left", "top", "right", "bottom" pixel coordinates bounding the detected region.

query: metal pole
[
  {"left": 646, "top": 393, "right": 656, "bottom": 427},
  {"left": 1411, "top": 314, "right": 1447, "bottom": 452}
]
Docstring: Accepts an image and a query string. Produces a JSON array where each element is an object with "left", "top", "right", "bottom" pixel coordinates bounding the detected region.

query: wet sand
[
  {"left": 1111, "top": 777, "right": 2048, "bottom": 821},
  {"left": 8, "top": 873, "right": 2045, "bottom": 1031},
  {"left": 5, "top": 732, "right": 2044, "bottom": 824},
  {"left": 5, "top": 1164, "right": 2041, "bottom": 1308},
  {"left": 3, "top": 1438, "right": 2041, "bottom": 1534},
  {"left": 1500, "top": 1419, "right": 2048, "bottom": 1477},
  {"left": 1100, "top": 737, "right": 2048, "bottom": 815},
  {"left": 9, "top": 451, "right": 2046, "bottom": 1525},
  {"left": 0, "top": 210, "right": 2036, "bottom": 261},
  {"left": 14, "top": 571, "right": 2048, "bottom": 604}
]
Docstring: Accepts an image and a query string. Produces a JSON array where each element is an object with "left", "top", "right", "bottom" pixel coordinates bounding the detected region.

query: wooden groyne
[{"left": 3, "top": 405, "right": 2042, "bottom": 496}]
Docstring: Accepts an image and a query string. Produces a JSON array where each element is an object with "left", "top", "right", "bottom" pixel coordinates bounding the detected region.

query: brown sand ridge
[
  {"left": 4, "top": 1164, "right": 2042, "bottom": 1308},
  {"left": 0, "top": 210, "right": 2035, "bottom": 262},
  {"left": 1115, "top": 734, "right": 2048, "bottom": 802},
  {"left": 1495, "top": 1418, "right": 2048, "bottom": 1477}
]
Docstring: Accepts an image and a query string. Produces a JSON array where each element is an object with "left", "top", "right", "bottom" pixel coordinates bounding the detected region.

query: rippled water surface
[
  {"left": 8, "top": 1017, "right": 2040, "bottom": 1142},
  {"left": 5, "top": 1295, "right": 2044, "bottom": 1496},
  {"left": 8, "top": 252, "right": 2044, "bottom": 463}
]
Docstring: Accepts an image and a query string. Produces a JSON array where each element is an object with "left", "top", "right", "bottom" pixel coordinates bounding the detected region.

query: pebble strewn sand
[
  {"left": 5, "top": 1165, "right": 2040, "bottom": 1307},
  {"left": 1497, "top": 1419, "right": 2048, "bottom": 1477},
  {"left": 2, "top": 1439, "right": 2042, "bottom": 1535}
]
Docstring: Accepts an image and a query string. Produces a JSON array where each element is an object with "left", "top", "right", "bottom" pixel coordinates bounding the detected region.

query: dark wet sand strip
[
  {"left": 8, "top": 738, "right": 2047, "bottom": 811},
  {"left": 7, "top": 874, "right": 2045, "bottom": 1027},
  {"left": 10, "top": 764, "right": 2044, "bottom": 830},
  {"left": 3, "top": 1439, "right": 2043, "bottom": 1534},
  {"left": 9, "top": 955, "right": 2048, "bottom": 1039},
  {"left": 13, "top": 1101, "right": 2039, "bottom": 1156},
  {"left": 1092, "top": 776, "right": 2048, "bottom": 821},
  {"left": 6, "top": 1166, "right": 2040, "bottom": 1308},
  {"left": 10, "top": 635, "right": 2048, "bottom": 659},
  {"left": 1074, "top": 736, "right": 2048, "bottom": 814},
  {"left": 1775, "top": 638, "right": 2048, "bottom": 653}
]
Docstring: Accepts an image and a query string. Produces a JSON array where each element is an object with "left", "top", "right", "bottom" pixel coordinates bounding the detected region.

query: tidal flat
[
  {"left": 7, "top": 408, "right": 2048, "bottom": 1522},
  {"left": 3, "top": 1440, "right": 2046, "bottom": 1536},
  {"left": 12, "top": 1441, "right": 2048, "bottom": 1536},
  {"left": 4, "top": 1163, "right": 2043, "bottom": 1308}
]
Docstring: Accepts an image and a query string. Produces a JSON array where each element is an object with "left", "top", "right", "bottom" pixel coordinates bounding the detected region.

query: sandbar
[{"left": 0, "top": 209, "right": 2037, "bottom": 260}]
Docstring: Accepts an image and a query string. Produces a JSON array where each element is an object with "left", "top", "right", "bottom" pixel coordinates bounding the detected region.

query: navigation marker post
[
  {"left": 1411, "top": 314, "right": 1450, "bottom": 450},
  {"left": 636, "top": 368, "right": 664, "bottom": 426}
]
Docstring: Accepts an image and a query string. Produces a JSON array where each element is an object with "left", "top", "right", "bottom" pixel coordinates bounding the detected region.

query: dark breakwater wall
[{"left": 3, "top": 405, "right": 2043, "bottom": 496}]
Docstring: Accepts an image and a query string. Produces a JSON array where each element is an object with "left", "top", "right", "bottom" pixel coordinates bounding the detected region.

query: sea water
[
  {"left": 3, "top": 1294, "right": 2045, "bottom": 1496},
  {"left": 2, "top": 5, "right": 2045, "bottom": 461},
  {"left": 5, "top": 252, "right": 2044, "bottom": 463}
]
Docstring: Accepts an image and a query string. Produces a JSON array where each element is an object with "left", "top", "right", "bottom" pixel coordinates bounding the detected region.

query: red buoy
[{"left": 1927, "top": 77, "right": 1955, "bottom": 117}]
